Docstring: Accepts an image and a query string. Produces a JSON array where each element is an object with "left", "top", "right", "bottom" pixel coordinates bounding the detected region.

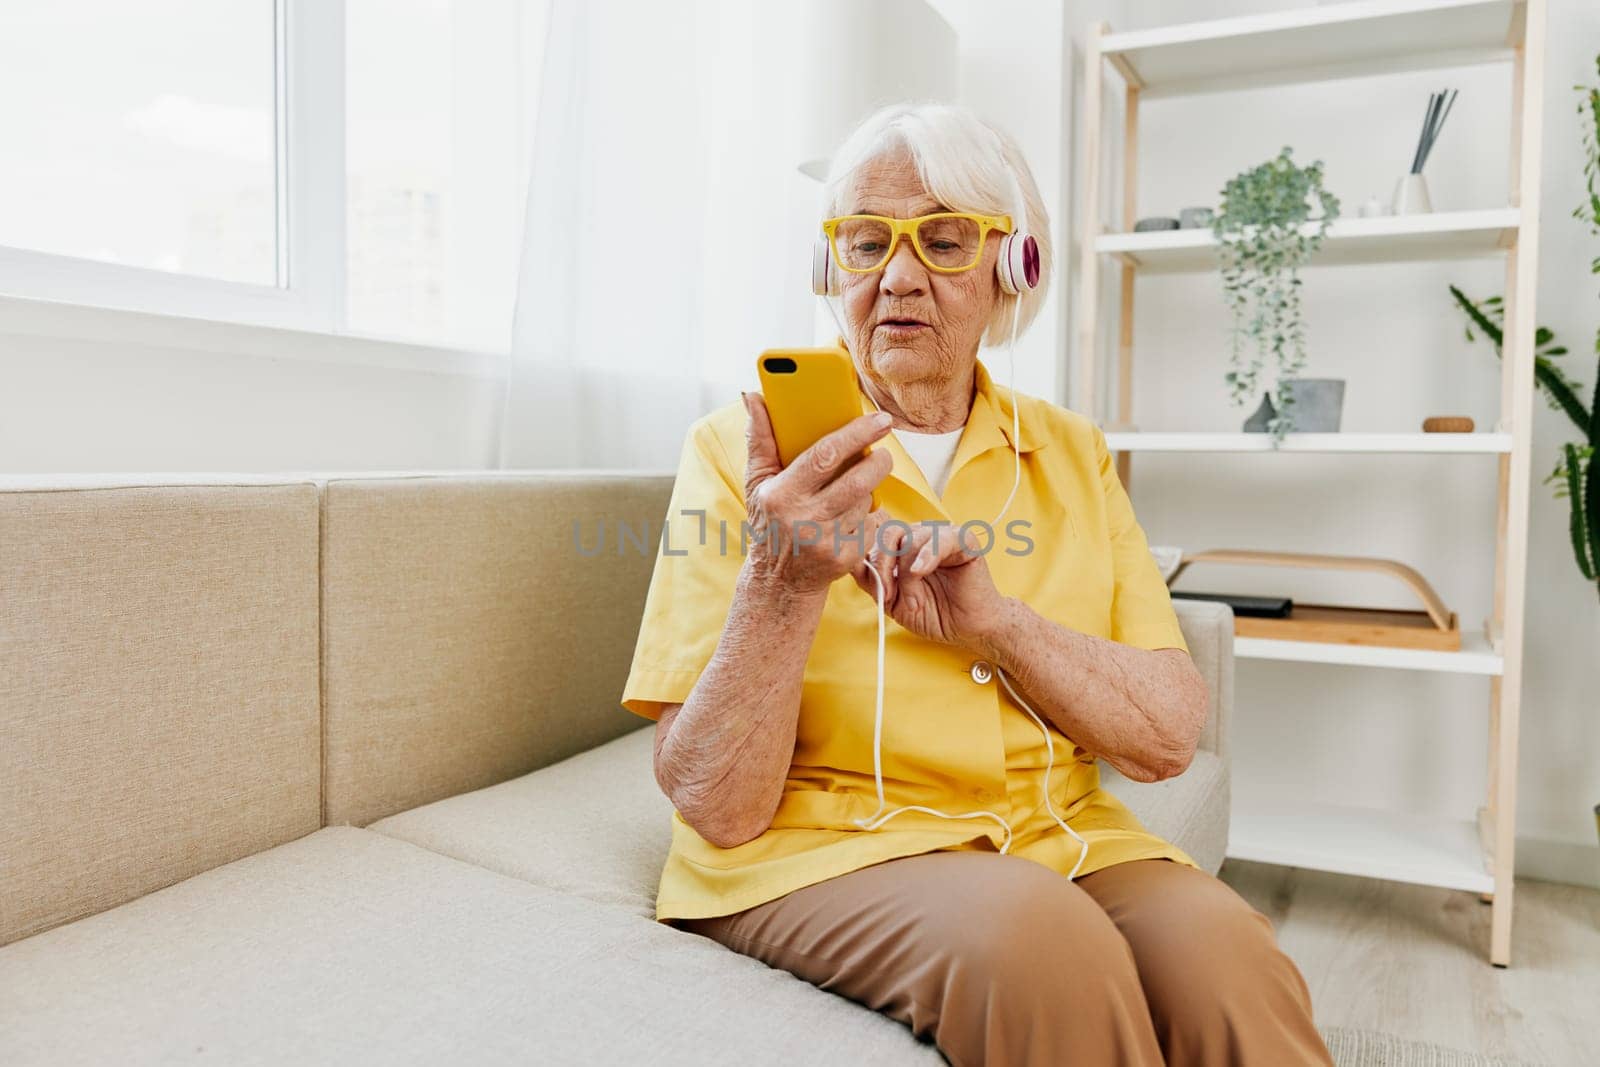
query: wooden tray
[
  {"left": 1167, "top": 549, "right": 1461, "bottom": 652},
  {"left": 1234, "top": 603, "right": 1461, "bottom": 651}
]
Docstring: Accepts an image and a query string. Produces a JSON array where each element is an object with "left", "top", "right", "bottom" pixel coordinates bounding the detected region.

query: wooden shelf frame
[{"left": 1073, "top": 0, "right": 1546, "bottom": 967}]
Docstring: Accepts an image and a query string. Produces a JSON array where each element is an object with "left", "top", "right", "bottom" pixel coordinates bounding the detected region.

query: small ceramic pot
[
  {"left": 1133, "top": 216, "right": 1179, "bottom": 232},
  {"left": 1391, "top": 173, "right": 1433, "bottom": 214},
  {"left": 1179, "top": 206, "right": 1214, "bottom": 229}
]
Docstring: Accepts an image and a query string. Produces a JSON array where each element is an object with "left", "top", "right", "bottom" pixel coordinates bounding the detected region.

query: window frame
[{"left": 0, "top": 0, "right": 348, "bottom": 336}]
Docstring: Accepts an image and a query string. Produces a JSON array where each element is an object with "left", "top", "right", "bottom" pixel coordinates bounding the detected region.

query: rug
[{"left": 1320, "top": 1026, "right": 1544, "bottom": 1067}]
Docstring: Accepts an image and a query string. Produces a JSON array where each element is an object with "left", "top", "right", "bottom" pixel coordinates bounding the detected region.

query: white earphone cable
[{"left": 822, "top": 226, "right": 1089, "bottom": 876}]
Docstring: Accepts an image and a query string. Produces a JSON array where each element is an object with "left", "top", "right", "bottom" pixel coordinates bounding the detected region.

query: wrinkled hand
[
  {"left": 742, "top": 391, "right": 895, "bottom": 596},
  {"left": 850, "top": 519, "right": 1008, "bottom": 648}
]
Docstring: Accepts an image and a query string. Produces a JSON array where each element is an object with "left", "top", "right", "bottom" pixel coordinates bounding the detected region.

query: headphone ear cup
[
  {"left": 995, "top": 232, "right": 1041, "bottom": 295},
  {"left": 811, "top": 235, "right": 838, "bottom": 296}
]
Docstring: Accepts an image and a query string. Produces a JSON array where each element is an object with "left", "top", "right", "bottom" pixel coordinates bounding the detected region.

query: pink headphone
[{"left": 810, "top": 149, "right": 1041, "bottom": 299}]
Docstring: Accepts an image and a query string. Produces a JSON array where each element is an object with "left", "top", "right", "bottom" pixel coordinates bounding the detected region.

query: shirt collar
[{"left": 834, "top": 336, "right": 1047, "bottom": 520}]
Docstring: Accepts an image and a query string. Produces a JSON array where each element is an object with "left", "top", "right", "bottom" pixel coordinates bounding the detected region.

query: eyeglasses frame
[{"left": 820, "top": 211, "right": 1014, "bottom": 276}]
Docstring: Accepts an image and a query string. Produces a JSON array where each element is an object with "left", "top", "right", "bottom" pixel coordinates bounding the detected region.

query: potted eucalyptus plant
[{"left": 1210, "top": 146, "right": 1342, "bottom": 447}]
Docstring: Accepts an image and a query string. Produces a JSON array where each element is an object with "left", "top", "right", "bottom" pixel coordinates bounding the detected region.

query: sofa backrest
[
  {"left": 310, "top": 472, "right": 1229, "bottom": 824},
  {"left": 0, "top": 479, "right": 323, "bottom": 946},
  {"left": 319, "top": 473, "right": 674, "bottom": 827},
  {"left": 1, "top": 470, "right": 1224, "bottom": 947}
]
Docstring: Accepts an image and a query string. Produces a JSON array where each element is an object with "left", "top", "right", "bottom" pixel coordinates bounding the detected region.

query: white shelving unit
[
  {"left": 1098, "top": 207, "right": 1520, "bottom": 273},
  {"left": 1102, "top": 431, "right": 1513, "bottom": 453},
  {"left": 1097, "top": 0, "right": 1526, "bottom": 96},
  {"left": 1229, "top": 796, "right": 1496, "bottom": 894},
  {"left": 1075, "top": 0, "right": 1546, "bottom": 966},
  {"left": 1233, "top": 632, "right": 1505, "bottom": 674}
]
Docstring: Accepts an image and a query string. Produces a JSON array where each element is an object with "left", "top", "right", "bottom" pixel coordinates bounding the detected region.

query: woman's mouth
[{"left": 878, "top": 320, "right": 929, "bottom": 336}]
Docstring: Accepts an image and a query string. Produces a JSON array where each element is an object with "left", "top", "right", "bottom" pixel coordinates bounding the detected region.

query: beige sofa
[{"left": 0, "top": 473, "right": 1233, "bottom": 1064}]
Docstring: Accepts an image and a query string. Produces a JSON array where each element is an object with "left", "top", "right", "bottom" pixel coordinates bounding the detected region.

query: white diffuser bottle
[
  {"left": 1393, "top": 88, "right": 1457, "bottom": 215},
  {"left": 1391, "top": 173, "right": 1433, "bottom": 214}
]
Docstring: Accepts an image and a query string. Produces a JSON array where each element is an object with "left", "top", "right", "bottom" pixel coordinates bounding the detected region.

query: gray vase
[{"left": 1242, "top": 378, "right": 1345, "bottom": 432}]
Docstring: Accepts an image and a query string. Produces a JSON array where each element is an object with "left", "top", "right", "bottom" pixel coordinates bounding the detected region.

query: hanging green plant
[{"left": 1210, "top": 146, "right": 1341, "bottom": 446}]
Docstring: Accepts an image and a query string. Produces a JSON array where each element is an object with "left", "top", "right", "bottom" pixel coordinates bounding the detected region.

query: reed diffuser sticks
[{"left": 1409, "top": 88, "right": 1458, "bottom": 174}]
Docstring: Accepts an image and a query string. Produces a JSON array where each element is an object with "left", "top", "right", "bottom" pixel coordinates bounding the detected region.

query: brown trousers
[{"left": 676, "top": 852, "right": 1334, "bottom": 1067}]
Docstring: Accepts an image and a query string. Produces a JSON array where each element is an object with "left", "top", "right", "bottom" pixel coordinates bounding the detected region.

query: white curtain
[{"left": 498, "top": 0, "right": 826, "bottom": 469}]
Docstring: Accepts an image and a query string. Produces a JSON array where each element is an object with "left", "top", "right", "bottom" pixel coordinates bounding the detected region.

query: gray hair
[{"left": 820, "top": 102, "right": 1052, "bottom": 348}]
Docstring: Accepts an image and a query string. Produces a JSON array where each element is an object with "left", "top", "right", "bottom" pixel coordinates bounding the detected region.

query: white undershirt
[{"left": 892, "top": 427, "right": 965, "bottom": 498}]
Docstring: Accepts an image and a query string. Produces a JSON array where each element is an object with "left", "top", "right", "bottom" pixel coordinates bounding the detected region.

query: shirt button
[{"left": 969, "top": 660, "right": 994, "bottom": 685}]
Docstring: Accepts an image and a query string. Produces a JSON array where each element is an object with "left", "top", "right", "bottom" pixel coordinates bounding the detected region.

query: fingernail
[{"left": 872, "top": 411, "right": 892, "bottom": 428}]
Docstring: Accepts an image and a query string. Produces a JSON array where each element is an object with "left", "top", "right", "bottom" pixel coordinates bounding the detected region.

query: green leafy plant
[
  {"left": 1449, "top": 288, "right": 1597, "bottom": 588},
  {"left": 1580, "top": 53, "right": 1600, "bottom": 284},
  {"left": 1446, "top": 54, "right": 1600, "bottom": 595},
  {"left": 1211, "top": 146, "right": 1342, "bottom": 447}
]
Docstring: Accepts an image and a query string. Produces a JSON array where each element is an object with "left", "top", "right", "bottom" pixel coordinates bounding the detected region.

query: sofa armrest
[{"left": 1172, "top": 598, "right": 1234, "bottom": 761}]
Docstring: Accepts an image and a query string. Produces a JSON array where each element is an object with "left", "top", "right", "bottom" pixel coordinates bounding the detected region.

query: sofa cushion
[
  {"left": 0, "top": 826, "right": 943, "bottom": 1066},
  {"left": 368, "top": 721, "right": 1230, "bottom": 921},
  {"left": 369, "top": 724, "right": 671, "bottom": 918},
  {"left": 0, "top": 480, "right": 321, "bottom": 947}
]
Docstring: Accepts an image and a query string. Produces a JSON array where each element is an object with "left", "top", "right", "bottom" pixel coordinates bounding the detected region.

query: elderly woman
[{"left": 622, "top": 103, "right": 1333, "bottom": 1067}]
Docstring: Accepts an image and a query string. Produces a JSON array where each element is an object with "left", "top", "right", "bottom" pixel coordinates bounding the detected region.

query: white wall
[
  {"left": 924, "top": 0, "right": 1065, "bottom": 401},
  {"left": 1095, "top": 0, "right": 1600, "bottom": 886},
  {"left": 0, "top": 296, "right": 505, "bottom": 473},
  {"left": 927, "top": 0, "right": 1141, "bottom": 412}
]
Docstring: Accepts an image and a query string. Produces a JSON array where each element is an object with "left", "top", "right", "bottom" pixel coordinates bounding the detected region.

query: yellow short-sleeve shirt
[{"left": 622, "top": 354, "right": 1198, "bottom": 924}]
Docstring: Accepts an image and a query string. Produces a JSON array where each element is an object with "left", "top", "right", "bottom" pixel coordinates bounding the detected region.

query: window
[
  {"left": 345, "top": 0, "right": 541, "bottom": 352},
  {"left": 0, "top": 1, "right": 279, "bottom": 285},
  {"left": 0, "top": 0, "right": 545, "bottom": 354}
]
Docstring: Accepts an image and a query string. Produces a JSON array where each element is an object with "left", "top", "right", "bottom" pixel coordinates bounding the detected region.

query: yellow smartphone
[{"left": 756, "top": 345, "right": 883, "bottom": 508}]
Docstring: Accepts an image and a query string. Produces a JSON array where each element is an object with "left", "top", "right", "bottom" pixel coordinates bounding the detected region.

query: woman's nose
[{"left": 880, "top": 237, "right": 928, "bottom": 295}]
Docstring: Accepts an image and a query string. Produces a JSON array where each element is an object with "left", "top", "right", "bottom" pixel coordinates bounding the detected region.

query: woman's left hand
[{"left": 850, "top": 519, "right": 1009, "bottom": 648}]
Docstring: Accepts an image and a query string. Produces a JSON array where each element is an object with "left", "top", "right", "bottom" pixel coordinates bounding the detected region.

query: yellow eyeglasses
[{"left": 821, "top": 212, "right": 1013, "bottom": 275}]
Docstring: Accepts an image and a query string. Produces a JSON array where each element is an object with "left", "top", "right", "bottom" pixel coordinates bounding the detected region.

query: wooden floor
[{"left": 1219, "top": 860, "right": 1600, "bottom": 1065}]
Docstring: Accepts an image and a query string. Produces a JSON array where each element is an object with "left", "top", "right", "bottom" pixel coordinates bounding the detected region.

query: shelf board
[
  {"left": 1102, "top": 431, "right": 1511, "bottom": 453},
  {"left": 1228, "top": 795, "right": 1494, "bottom": 893},
  {"left": 1095, "top": 208, "right": 1519, "bottom": 274},
  {"left": 1100, "top": 0, "right": 1525, "bottom": 98},
  {"left": 1232, "top": 631, "right": 1503, "bottom": 675}
]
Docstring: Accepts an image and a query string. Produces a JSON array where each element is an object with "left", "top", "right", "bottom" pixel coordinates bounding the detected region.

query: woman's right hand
[{"left": 741, "top": 391, "right": 895, "bottom": 595}]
